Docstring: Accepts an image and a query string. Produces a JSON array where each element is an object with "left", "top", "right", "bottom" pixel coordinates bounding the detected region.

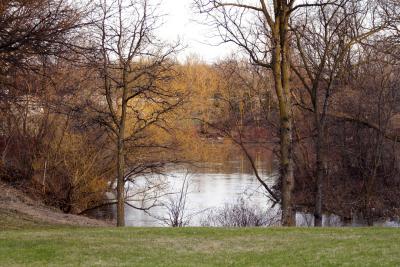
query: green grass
[{"left": 1, "top": 226, "right": 399, "bottom": 267}]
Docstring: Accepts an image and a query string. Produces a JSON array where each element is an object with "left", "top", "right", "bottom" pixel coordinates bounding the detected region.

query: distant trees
[
  {"left": 339, "top": 49, "right": 400, "bottom": 225},
  {"left": 197, "top": 59, "right": 281, "bottom": 204},
  {"left": 291, "top": 0, "right": 390, "bottom": 226},
  {"left": 286, "top": 0, "right": 400, "bottom": 225}
]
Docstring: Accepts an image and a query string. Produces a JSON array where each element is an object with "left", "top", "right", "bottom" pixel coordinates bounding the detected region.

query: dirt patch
[{"left": 0, "top": 181, "right": 113, "bottom": 227}]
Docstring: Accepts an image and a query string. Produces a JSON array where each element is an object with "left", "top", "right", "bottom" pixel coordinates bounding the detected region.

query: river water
[
  {"left": 88, "top": 146, "right": 400, "bottom": 227},
  {"left": 125, "top": 169, "right": 277, "bottom": 226},
  {"left": 91, "top": 146, "right": 281, "bottom": 226}
]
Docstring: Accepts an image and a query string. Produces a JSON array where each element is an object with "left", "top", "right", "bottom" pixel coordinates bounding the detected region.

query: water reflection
[
  {"left": 87, "top": 145, "right": 399, "bottom": 227},
  {"left": 296, "top": 212, "right": 400, "bottom": 227},
  {"left": 125, "top": 170, "right": 277, "bottom": 226}
]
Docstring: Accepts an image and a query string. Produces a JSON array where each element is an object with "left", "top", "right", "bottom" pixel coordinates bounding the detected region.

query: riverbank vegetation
[{"left": 1, "top": 0, "right": 400, "bottom": 227}]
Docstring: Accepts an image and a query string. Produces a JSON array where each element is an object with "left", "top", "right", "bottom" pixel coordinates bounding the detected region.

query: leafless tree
[
  {"left": 0, "top": 0, "right": 89, "bottom": 184},
  {"left": 194, "top": 0, "right": 345, "bottom": 226},
  {"left": 91, "top": 0, "right": 183, "bottom": 226},
  {"left": 291, "top": 0, "right": 390, "bottom": 226}
]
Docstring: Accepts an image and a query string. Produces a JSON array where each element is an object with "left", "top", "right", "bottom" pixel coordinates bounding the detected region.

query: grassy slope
[
  {"left": 0, "top": 208, "right": 52, "bottom": 231},
  {"left": 1, "top": 226, "right": 399, "bottom": 267}
]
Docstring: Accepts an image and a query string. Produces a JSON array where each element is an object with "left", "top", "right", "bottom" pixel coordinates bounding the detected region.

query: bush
[{"left": 200, "top": 197, "right": 280, "bottom": 227}]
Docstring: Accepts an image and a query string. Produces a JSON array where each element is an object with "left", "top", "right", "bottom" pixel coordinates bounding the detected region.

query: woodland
[{"left": 1, "top": 0, "right": 400, "bottom": 227}]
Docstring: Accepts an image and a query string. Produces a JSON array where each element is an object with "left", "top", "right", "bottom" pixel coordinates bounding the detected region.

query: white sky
[{"left": 157, "top": 0, "right": 236, "bottom": 62}]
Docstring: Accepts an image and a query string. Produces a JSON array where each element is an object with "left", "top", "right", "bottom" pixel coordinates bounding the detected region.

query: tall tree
[
  {"left": 195, "top": 0, "right": 339, "bottom": 226},
  {"left": 93, "top": 0, "right": 182, "bottom": 226}
]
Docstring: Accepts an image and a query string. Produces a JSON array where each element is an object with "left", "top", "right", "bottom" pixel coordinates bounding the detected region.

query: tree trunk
[
  {"left": 116, "top": 80, "right": 128, "bottom": 227},
  {"left": 116, "top": 134, "right": 125, "bottom": 227},
  {"left": 271, "top": 26, "right": 295, "bottom": 226},
  {"left": 274, "top": 6, "right": 296, "bottom": 226},
  {"left": 279, "top": 108, "right": 295, "bottom": 226},
  {"left": 314, "top": 119, "right": 324, "bottom": 227}
]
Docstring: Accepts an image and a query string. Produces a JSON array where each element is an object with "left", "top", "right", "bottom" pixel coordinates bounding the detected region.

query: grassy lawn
[{"left": 0, "top": 226, "right": 399, "bottom": 267}]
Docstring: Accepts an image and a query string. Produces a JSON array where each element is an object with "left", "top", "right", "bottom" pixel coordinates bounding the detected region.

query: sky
[{"left": 157, "top": 0, "right": 236, "bottom": 62}]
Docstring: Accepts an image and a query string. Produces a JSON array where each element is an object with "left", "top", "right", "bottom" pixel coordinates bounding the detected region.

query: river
[{"left": 88, "top": 146, "right": 400, "bottom": 227}]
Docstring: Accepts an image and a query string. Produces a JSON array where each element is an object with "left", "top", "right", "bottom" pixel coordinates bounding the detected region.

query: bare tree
[
  {"left": 194, "top": 0, "right": 342, "bottom": 226},
  {"left": 331, "top": 42, "right": 400, "bottom": 225},
  {"left": 0, "top": 0, "right": 88, "bottom": 184},
  {"left": 92, "top": 0, "right": 183, "bottom": 226},
  {"left": 0, "top": 0, "right": 84, "bottom": 72},
  {"left": 291, "top": 0, "right": 390, "bottom": 226}
]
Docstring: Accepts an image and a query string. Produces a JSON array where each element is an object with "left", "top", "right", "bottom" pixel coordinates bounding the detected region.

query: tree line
[{"left": 1, "top": 0, "right": 399, "bottom": 227}]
